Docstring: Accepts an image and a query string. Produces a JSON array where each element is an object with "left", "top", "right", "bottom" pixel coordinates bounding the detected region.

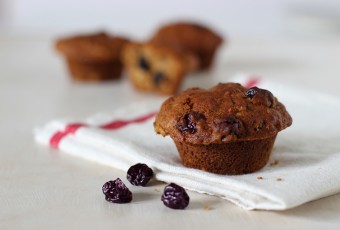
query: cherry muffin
[
  {"left": 56, "top": 32, "right": 128, "bottom": 81},
  {"left": 150, "top": 22, "right": 223, "bottom": 70},
  {"left": 122, "top": 42, "right": 189, "bottom": 95},
  {"left": 154, "top": 83, "right": 292, "bottom": 175}
]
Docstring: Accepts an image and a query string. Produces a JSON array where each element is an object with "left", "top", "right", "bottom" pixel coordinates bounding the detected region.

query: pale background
[
  {"left": 1, "top": 1, "right": 340, "bottom": 229},
  {"left": 1, "top": 0, "right": 340, "bottom": 39}
]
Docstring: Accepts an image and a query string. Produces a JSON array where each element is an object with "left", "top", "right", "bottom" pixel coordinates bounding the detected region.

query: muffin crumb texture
[{"left": 122, "top": 43, "right": 186, "bottom": 95}]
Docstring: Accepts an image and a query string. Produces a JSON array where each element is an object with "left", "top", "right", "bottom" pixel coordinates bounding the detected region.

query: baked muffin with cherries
[
  {"left": 150, "top": 22, "right": 223, "bottom": 70},
  {"left": 154, "top": 83, "right": 292, "bottom": 175},
  {"left": 122, "top": 42, "right": 195, "bottom": 95},
  {"left": 56, "top": 32, "right": 128, "bottom": 81}
]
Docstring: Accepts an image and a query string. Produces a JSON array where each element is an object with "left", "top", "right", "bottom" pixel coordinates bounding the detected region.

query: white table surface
[{"left": 1, "top": 35, "right": 340, "bottom": 229}]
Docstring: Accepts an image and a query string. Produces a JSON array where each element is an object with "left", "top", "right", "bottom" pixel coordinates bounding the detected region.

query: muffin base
[
  {"left": 174, "top": 136, "right": 276, "bottom": 175},
  {"left": 66, "top": 59, "right": 123, "bottom": 81}
]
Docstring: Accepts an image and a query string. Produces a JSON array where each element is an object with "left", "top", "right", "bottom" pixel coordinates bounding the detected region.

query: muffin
[
  {"left": 154, "top": 83, "right": 292, "bottom": 175},
  {"left": 122, "top": 42, "right": 189, "bottom": 95},
  {"left": 150, "top": 22, "right": 223, "bottom": 70},
  {"left": 55, "top": 32, "right": 128, "bottom": 81}
]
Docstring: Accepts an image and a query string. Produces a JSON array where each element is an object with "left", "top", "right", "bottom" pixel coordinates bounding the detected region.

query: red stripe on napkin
[
  {"left": 244, "top": 77, "right": 260, "bottom": 88},
  {"left": 50, "top": 123, "right": 86, "bottom": 148},
  {"left": 100, "top": 112, "right": 157, "bottom": 129},
  {"left": 50, "top": 112, "right": 157, "bottom": 149}
]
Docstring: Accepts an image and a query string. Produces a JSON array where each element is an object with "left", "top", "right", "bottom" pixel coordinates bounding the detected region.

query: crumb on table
[
  {"left": 203, "top": 205, "right": 211, "bottom": 211},
  {"left": 276, "top": 178, "right": 283, "bottom": 181},
  {"left": 257, "top": 176, "right": 263, "bottom": 180},
  {"left": 270, "top": 160, "right": 279, "bottom": 166}
]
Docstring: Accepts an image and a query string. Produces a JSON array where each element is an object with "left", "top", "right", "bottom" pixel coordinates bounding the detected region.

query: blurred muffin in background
[
  {"left": 122, "top": 21, "right": 224, "bottom": 95},
  {"left": 150, "top": 22, "right": 223, "bottom": 70},
  {"left": 55, "top": 32, "right": 129, "bottom": 81},
  {"left": 122, "top": 42, "right": 188, "bottom": 95}
]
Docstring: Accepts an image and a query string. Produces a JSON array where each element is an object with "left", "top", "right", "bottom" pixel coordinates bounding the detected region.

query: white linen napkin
[{"left": 34, "top": 75, "right": 340, "bottom": 210}]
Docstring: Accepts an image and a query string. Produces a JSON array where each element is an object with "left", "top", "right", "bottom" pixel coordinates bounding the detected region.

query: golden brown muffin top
[
  {"left": 55, "top": 32, "right": 129, "bottom": 62},
  {"left": 150, "top": 22, "right": 223, "bottom": 53},
  {"left": 154, "top": 83, "right": 292, "bottom": 144}
]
